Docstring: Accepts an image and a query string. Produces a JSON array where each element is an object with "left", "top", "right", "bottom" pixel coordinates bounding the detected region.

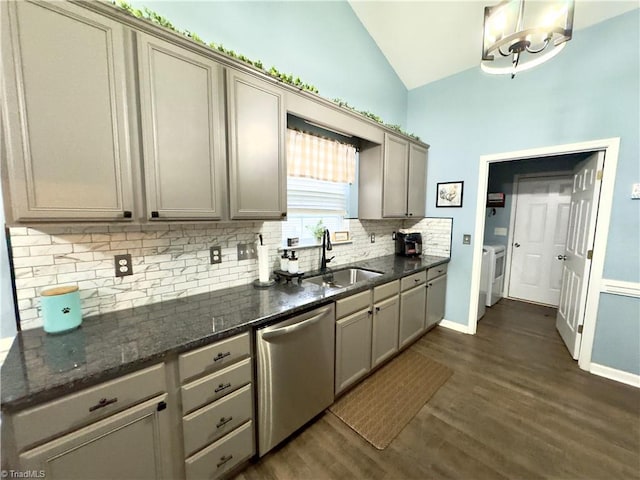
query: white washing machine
[
  {"left": 478, "top": 249, "right": 489, "bottom": 320},
  {"left": 483, "top": 244, "right": 506, "bottom": 307}
]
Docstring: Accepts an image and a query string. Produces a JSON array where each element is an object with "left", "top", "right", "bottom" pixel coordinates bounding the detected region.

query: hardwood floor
[{"left": 237, "top": 299, "right": 640, "bottom": 479}]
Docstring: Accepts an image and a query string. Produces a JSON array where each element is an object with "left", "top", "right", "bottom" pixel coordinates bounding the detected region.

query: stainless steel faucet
[{"left": 320, "top": 228, "right": 334, "bottom": 271}]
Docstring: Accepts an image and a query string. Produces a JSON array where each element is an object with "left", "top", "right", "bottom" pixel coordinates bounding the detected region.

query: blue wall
[
  {"left": 130, "top": 0, "right": 408, "bottom": 127},
  {"left": 407, "top": 10, "right": 639, "bottom": 374}
]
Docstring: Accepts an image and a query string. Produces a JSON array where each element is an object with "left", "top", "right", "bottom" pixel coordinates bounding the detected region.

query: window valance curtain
[{"left": 287, "top": 129, "right": 356, "bottom": 184}]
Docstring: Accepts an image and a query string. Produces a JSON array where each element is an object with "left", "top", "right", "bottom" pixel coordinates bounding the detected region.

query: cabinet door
[
  {"left": 137, "top": 32, "right": 226, "bottom": 220},
  {"left": 335, "top": 308, "right": 372, "bottom": 395},
  {"left": 382, "top": 133, "right": 409, "bottom": 218},
  {"left": 399, "top": 285, "right": 426, "bottom": 348},
  {"left": 19, "top": 395, "right": 173, "bottom": 480},
  {"left": 371, "top": 295, "right": 399, "bottom": 367},
  {"left": 227, "top": 70, "right": 286, "bottom": 219},
  {"left": 426, "top": 274, "right": 447, "bottom": 330},
  {"left": 1, "top": 1, "right": 134, "bottom": 221},
  {"left": 407, "top": 143, "right": 427, "bottom": 218}
]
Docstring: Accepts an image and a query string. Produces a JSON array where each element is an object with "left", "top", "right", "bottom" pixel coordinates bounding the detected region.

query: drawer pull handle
[
  {"left": 213, "top": 351, "right": 231, "bottom": 362},
  {"left": 216, "top": 416, "right": 234, "bottom": 429},
  {"left": 215, "top": 382, "right": 232, "bottom": 393},
  {"left": 217, "top": 454, "right": 233, "bottom": 468},
  {"left": 414, "top": 278, "right": 420, "bottom": 282},
  {"left": 89, "top": 397, "right": 118, "bottom": 412}
]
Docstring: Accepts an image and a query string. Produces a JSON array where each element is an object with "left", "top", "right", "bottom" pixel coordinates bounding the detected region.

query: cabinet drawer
[
  {"left": 181, "top": 358, "right": 252, "bottom": 415},
  {"left": 183, "top": 384, "right": 253, "bottom": 458},
  {"left": 427, "top": 263, "right": 448, "bottom": 281},
  {"left": 185, "top": 420, "right": 254, "bottom": 480},
  {"left": 179, "top": 332, "right": 250, "bottom": 383},
  {"left": 401, "top": 271, "right": 426, "bottom": 291},
  {"left": 373, "top": 280, "right": 399, "bottom": 302},
  {"left": 13, "top": 364, "right": 166, "bottom": 451},
  {"left": 336, "top": 290, "right": 371, "bottom": 319}
]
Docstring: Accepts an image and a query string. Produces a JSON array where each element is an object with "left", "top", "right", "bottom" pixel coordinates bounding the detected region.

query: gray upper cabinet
[
  {"left": 227, "top": 69, "right": 286, "bottom": 220},
  {"left": 137, "top": 32, "right": 226, "bottom": 220},
  {"left": 359, "top": 133, "right": 428, "bottom": 219},
  {"left": 407, "top": 143, "right": 428, "bottom": 217},
  {"left": 382, "top": 134, "right": 409, "bottom": 217},
  {"left": 1, "top": 1, "right": 134, "bottom": 222}
]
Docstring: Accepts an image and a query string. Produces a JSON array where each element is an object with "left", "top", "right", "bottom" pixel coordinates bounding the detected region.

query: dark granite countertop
[{"left": 1, "top": 254, "right": 448, "bottom": 412}]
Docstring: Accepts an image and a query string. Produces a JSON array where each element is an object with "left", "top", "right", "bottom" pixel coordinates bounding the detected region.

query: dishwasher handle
[{"left": 261, "top": 308, "right": 330, "bottom": 341}]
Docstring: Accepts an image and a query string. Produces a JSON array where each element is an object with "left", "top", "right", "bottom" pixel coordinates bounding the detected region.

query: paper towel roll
[{"left": 257, "top": 245, "right": 270, "bottom": 283}]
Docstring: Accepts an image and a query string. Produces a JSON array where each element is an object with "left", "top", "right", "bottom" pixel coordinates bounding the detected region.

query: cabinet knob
[
  {"left": 375, "top": 306, "right": 380, "bottom": 312},
  {"left": 123, "top": 211, "right": 132, "bottom": 218},
  {"left": 281, "top": 212, "right": 287, "bottom": 218},
  {"left": 409, "top": 213, "right": 413, "bottom": 216}
]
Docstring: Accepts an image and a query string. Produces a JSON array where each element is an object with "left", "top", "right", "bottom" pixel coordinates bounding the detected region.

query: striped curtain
[{"left": 287, "top": 129, "right": 356, "bottom": 183}]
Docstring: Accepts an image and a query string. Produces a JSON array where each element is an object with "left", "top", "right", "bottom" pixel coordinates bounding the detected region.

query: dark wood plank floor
[{"left": 237, "top": 299, "right": 640, "bottom": 479}]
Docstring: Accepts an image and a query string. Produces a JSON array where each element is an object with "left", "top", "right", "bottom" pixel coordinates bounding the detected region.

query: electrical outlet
[
  {"left": 463, "top": 234, "right": 471, "bottom": 245},
  {"left": 210, "top": 246, "right": 222, "bottom": 264},
  {"left": 392, "top": 231, "right": 397, "bottom": 240},
  {"left": 370, "top": 233, "right": 376, "bottom": 243},
  {"left": 114, "top": 254, "right": 133, "bottom": 277}
]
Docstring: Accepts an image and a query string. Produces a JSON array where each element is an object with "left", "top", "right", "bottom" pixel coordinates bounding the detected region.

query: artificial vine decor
[{"left": 115, "top": 1, "right": 420, "bottom": 142}]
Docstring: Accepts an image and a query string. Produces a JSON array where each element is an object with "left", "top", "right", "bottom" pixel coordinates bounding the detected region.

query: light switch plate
[{"left": 463, "top": 234, "right": 471, "bottom": 245}]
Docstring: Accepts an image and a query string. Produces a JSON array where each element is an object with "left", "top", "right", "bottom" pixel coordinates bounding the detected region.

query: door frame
[
  {"left": 503, "top": 172, "right": 573, "bottom": 303},
  {"left": 468, "top": 138, "right": 620, "bottom": 372}
]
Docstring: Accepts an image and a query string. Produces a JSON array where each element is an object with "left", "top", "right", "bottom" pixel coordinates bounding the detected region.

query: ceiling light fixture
[{"left": 481, "top": 0, "right": 574, "bottom": 78}]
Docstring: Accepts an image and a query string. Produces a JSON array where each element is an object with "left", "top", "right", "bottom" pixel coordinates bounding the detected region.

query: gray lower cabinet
[
  {"left": 3, "top": 364, "right": 175, "bottom": 479},
  {"left": 179, "top": 332, "right": 255, "bottom": 480},
  {"left": 19, "top": 395, "right": 172, "bottom": 480},
  {"left": 1, "top": 0, "right": 134, "bottom": 221},
  {"left": 371, "top": 295, "right": 400, "bottom": 367},
  {"left": 227, "top": 69, "right": 286, "bottom": 220},
  {"left": 426, "top": 272, "right": 447, "bottom": 330},
  {"left": 137, "top": 31, "right": 227, "bottom": 220},
  {"left": 399, "top": 272, "right": 427, "bottom": 348},
  {"left": 335, "top": 308, "right": 372, "bottom": 394}
]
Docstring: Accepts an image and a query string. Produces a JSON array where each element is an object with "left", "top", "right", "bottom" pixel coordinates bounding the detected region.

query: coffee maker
[{"left": 395, "top": 232, "right": 422, "bottom": 257}]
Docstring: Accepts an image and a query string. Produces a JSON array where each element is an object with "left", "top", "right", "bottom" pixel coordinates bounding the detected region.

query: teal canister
[{"left": 41, "top": 286, "right": 82, "bottom": 334}]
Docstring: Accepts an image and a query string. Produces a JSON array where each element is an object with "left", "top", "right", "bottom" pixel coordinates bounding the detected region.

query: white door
[
  {"left": 556, "top": 152, "right": 604, "bottom": 359},
  {"left": 509, "top": 176, "right": 573, "bottom": 305}
]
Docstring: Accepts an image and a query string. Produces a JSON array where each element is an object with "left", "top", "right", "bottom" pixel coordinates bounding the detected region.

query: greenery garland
[{"left": 115, "top": 1, "right": 420, "bottom": 142}]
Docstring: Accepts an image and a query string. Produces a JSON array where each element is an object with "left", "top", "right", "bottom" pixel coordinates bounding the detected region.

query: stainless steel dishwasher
[{"left": 256, "top": 303, "right": 335, "bottom": 456}]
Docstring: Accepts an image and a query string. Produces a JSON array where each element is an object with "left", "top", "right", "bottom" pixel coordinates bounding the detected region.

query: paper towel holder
[{"left": 253, "top": 278, "right": 276, "bottom": 289}]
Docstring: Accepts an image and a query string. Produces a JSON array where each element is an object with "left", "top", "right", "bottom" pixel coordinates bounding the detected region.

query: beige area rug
[{"left": 329, "top": 348, "right": 452, "bottom": 450}]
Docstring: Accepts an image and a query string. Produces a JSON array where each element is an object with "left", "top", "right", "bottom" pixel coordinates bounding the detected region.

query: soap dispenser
[
  {"left": 280, "top": 249, "right": 289, "bottom": 271},
  {"left": 288, "top": 251, "right": 299, "bottom": 274}
]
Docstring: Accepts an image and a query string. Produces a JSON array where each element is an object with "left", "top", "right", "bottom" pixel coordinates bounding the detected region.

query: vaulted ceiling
[{"left": 348, "top": 1, "right": 639, "bottom": 89}]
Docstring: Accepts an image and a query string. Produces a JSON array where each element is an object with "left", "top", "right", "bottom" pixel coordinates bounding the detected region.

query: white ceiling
[{"left": 348, "top": 0, "right": 639, "bottom": 89}]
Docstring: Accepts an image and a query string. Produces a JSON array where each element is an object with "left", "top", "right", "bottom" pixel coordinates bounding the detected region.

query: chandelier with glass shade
[{"left": 482, "top": 0, "right": 575, "bottom": 78}]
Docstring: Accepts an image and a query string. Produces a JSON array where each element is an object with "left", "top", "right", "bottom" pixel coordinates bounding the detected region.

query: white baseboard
[
  {"left": 590, "top": 362, "right": 640, "bottom": 388},
  {"left": 438, "top": 318, "right": 472, "bottom": 334}
]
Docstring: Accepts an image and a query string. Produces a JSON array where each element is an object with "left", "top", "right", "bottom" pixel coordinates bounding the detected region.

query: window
[{"left": 282, "top": 129, "right": 357, "bottom": 246}]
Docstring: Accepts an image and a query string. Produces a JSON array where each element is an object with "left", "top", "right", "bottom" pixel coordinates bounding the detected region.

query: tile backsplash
[{"left": 9, "top": 217, "right": 452, "bottom": 330}]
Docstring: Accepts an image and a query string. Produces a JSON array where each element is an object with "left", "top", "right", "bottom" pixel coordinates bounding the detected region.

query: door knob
[
  {"left": 514, "top": 243, "right": 520, "bottom": 248},
  {"left": 557, "top": 254, "right": 567, "bottom": 261}
]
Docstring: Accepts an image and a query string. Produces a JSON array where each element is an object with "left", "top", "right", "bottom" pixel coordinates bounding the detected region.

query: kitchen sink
[{"left": 303, "top": 268, "right": 383, "bottom": 289}]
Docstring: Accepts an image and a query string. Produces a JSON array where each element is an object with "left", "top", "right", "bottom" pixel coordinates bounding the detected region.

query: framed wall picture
[{"left": 436, "top": 181, "right": 464, "bottom": 207}]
